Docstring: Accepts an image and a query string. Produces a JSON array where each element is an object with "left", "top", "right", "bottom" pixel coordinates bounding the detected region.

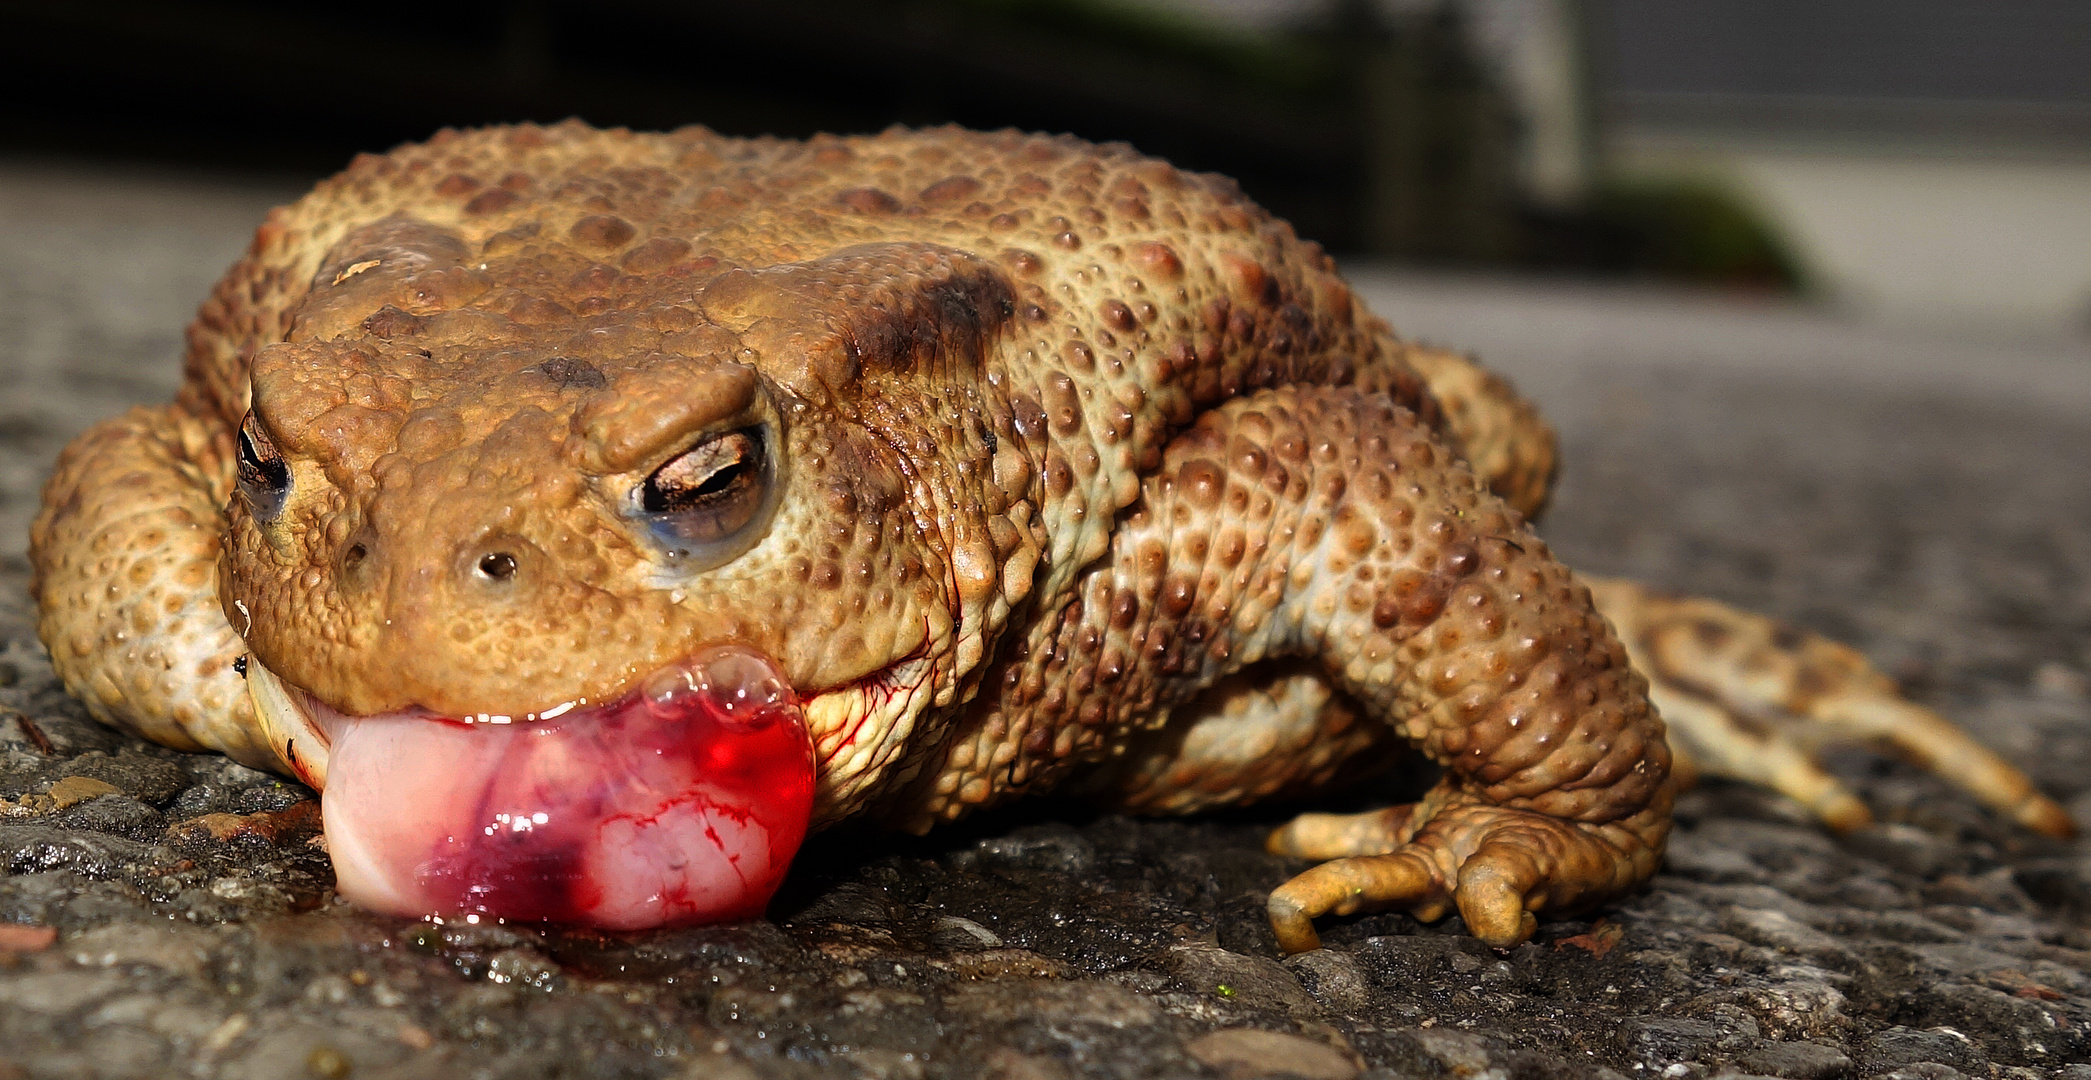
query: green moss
[{"left": 1589, "top": 178, "right": 1808, "bottom": 290}]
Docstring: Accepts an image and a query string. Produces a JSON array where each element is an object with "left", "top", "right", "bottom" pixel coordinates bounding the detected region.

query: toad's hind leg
[
  {"left": 1586, "top": 577, "right": 2075, "bottom": 839},
  {"left": 1099, "top": 387, "right": 1671, "bottom": 952}
]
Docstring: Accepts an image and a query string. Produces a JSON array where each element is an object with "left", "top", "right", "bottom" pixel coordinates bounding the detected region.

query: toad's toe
[{"left": 1266, "top": 784, "right": 1668, "bottom": 953}]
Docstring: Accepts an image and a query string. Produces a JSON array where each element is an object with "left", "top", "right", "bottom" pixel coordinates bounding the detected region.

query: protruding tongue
[{"left": 317, "top": 646, "right": 815, "bottom": 930}]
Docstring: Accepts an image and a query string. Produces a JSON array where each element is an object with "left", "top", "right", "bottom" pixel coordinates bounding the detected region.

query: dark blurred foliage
[
  {"left": 0, "top": 0, "right": 1796, "bottom": 285},
  {"left": 1529, "top": 179, "right": 1808, "bottom": 290}
]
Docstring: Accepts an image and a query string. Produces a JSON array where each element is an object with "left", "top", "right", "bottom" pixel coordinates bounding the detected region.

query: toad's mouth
[{"left": 247, "top": 647, "right": 816, "bottom": 931}]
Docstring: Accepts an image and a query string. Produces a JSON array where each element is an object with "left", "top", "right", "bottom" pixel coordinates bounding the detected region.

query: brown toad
[{"left": 29, "top": 122, "right": 2071, "bottom": 948}]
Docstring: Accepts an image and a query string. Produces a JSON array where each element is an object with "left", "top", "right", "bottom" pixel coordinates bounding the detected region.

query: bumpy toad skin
[{"left": 34, "top": 121, "right": 1674, "bottom": 946}]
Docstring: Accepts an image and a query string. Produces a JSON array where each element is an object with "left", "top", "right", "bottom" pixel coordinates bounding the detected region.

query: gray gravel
[{"left": 3, "top": 159, "right": 2089, "bottom": 1080}]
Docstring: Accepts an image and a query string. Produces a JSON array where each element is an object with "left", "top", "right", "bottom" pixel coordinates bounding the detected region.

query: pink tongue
[{"left": 318, "top": 647, "right": 815, "bottom": 930}]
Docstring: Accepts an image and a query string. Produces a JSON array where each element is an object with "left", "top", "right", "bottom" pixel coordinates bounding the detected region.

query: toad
[{"left": 30, "top": 123, "right": 2072, "bottom": 951}]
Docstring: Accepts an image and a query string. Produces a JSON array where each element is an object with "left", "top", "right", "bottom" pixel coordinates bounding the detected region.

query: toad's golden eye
[
  {"left": 639, "top": 427, "right": 772, "bottom": 560},
  {"left": 235, "top": 411, "right": 290, "bottom": 521}
]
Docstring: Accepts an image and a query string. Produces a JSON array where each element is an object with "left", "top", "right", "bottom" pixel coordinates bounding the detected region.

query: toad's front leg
[{"left": 1087, "top": 386, "right": 1673, "bottom": 951}]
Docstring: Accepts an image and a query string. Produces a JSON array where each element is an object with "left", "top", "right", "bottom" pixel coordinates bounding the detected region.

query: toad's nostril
[
  {"left": 343, "top": 542, "right": 368, "bottom": 569},
  {"left": 456, "top": 535, "right": 536, "bottom": 589}
]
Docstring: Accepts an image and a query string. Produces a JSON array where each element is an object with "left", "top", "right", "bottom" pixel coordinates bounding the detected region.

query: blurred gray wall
[{"left": 1595, "top": 0, "right": 2091, "bottom": 330}]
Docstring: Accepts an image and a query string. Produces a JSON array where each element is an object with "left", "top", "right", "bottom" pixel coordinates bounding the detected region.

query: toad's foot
[
  {"left": 1266, "top": 780, "right": 1668, "bottom": 951},
  {"left": 1584, "top": 577, "right": 2075, "bottom": 839}
]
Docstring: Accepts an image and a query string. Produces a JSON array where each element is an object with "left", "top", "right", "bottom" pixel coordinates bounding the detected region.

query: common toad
[{"left": 30, "top": 123, "right": 2070, "bottom": 950}]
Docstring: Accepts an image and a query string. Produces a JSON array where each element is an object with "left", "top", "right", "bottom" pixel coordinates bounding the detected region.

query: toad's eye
[
  {"left": 638, "top": 427, "right": 775, "bottom": 566},
  {"left": 235, "top": 411, "right": 290, "bottom": 521}
]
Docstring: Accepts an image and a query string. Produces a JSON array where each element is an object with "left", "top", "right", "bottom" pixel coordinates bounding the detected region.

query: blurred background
[{"left": 1, "top": 0, "right": 2089, "bottom": 333}]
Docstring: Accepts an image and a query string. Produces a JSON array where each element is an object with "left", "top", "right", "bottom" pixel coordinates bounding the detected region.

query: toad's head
[{"left": 227, "top": 212, "right": 1031, "bottom": 929}]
